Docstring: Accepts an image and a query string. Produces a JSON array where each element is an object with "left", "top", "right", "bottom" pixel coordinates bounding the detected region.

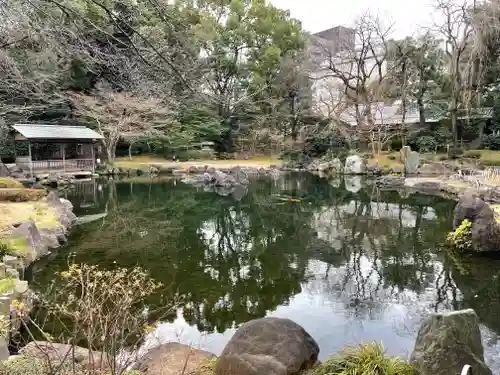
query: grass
[
  {"left": 306, "top": 342, "right": 416, "bottom": 375},
  {"left": 366, "top": 152, "right": 404, "bottom": 169},
  {"left": 472, "top": 149, "right": 500, "bottom": 166},
  {"left": 0, "top": 201, "right": 61, "bottom": 240},
  {"left": 0, "top": 188, "right": 47, "bottom": 202},
  {"left": 0, "top": 178, "right": 23, "bottom": 189},
  {"left": 114, "top": 155, "right": 281, "bottom": 169}
]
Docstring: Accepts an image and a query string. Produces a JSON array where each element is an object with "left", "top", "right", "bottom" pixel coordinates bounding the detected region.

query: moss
[
  {"left": 306, "top": 342, "right": 417, "bottom": 375},
  {"left": 0, "top": 356, "right": 49, "bottom": 375},
  {"left": 446, "top": 219, "right": 473, "bottom": 251},
  {"left": 366, "top": 152, "right": 404, "bottom": 170},
  {"left": 194, "top": 357, "right": 217, "bottom": 375},
  {"left": 0, "top": 178, "right": 23, "bottom": 189},
  {"left": 0, "top": 355, "right": 144, "bottom": 374},
  {"left": 0, "top": 236, "right": 30, "bottom": 256},
  {"left": 0, "top": 201, "right": 61, "bottom": 239},
  {"left": 0, "top": 277, "right": 16, "bottom": 293}
]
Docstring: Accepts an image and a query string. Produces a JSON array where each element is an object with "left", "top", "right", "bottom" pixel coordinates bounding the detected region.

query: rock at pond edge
[
  {"left": 453, "top": 193, "right": 500, "bottom": 252},
  {"left": 215, "top": 317, "right": 319, "bottom": 375},
  {"left": 133, "top": 342, "right": 216, "bottom": 375},
  {"left": 410, "top": 309, "right": 492, "bottom": 375}
]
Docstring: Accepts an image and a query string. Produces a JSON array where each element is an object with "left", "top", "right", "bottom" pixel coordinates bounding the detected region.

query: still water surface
[{"left": 27, "top": 173, "right": 500, "bottom": 367}]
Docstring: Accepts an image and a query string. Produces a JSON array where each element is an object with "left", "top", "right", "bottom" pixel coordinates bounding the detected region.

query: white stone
[{"left": 344, "top": 155, "right": 366, "bottom": 175}]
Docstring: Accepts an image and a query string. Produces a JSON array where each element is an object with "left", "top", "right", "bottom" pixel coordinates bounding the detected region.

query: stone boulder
[
  {"left": 404, "top": 151, "right": 420, "bottom": 174},
  {"left": 229, "top": 166, "right": 249, "bottom": 185},
  {"left": 366, "top": 163, "right": 383, "bottom": 176},
  {"left": 20, "top": 341, "right": 110, "bottom": 370},
  {"left": 453, "top": 193, "right": 500, "bottom": 252},
  {"left": 46, "top": 192, "right": 77, "bottom": 230},
  {"left": 215, "top": 317, "right": 319, "bottom": 375},
  {"left": 375, "top": 175, "right": 405, "bottom": 187},
  {"left": 344, "top": 155, "right": 365, "bottom": 175},
  {"left": 318, "top": 159, "right": 343, "bottom": 174},
  {"left": 134, "top": 343, "right": 215, "bottom": 375},
  {"left": 410, "top": 309, "right": 492, "bottom": 375},
  {"left": 9, "top": 220, "right": 48, "bottom": 261}
]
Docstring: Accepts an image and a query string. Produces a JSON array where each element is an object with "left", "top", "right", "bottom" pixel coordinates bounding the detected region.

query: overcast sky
[{"left": 269, "top": 0, "right": 448, "bottom": 39}]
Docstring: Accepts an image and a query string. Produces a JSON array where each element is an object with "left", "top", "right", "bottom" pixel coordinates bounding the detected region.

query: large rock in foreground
[
  {"left": 453, "top": 193, "right": 500, "bottom": 252},
  {"left": 410, "top": 309, "right": 492, "bottom": 375},
  {"left": 215, "top": 317, "right": 319, "bottom": 375}
]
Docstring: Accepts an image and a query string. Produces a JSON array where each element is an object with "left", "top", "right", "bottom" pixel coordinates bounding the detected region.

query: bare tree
[
  {"left": 434, "top": 0, "right": 473, "bottom": 146},
  {"left": 69, "top": 89, "right": 179, "bottom": 162},
  {"left": 0, "top": 0, "right": 68, "bottom": 121},
  {"left": 311, "top": 12, "right": 394, "bottom": 153}
]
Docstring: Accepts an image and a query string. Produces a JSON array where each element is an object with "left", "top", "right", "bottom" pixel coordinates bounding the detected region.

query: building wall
[{"left": 309, "top": 30, "right": 389, "bottom": 118}]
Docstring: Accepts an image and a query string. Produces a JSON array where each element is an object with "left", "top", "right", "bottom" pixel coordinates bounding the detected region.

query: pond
[{"left": 26, "top": 173, "right": 500, "bottom": 368}]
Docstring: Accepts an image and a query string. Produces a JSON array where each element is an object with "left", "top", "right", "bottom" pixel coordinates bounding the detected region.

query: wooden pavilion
[{"left": 11, "top": 124, "right": 104, "bottom": 176}]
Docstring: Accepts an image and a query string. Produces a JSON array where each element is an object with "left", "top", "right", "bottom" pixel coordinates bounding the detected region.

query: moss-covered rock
[
  {"left": 411, "top": 309, "right": 492, "bottom": 375},
  {"left": 446, "top": 218, "right": 472, "bottom": 251}
]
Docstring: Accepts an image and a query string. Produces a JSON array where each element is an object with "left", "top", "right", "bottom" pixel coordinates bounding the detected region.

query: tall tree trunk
[
  {"left": 417, "top": 97, "right": 426, "bottom": 127},
  {"left": 128, "top": 142, "right": 133, "bottom": 160},
  {"left": 450, "top": 95, "right": 458, "bottom": 147}
]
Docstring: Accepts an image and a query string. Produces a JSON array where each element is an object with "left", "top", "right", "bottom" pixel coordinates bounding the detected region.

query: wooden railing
[{"left": 16, "top": 159, "right": 94, "bottom": 172}]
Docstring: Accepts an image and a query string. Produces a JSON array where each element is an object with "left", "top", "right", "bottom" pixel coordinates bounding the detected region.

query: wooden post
[
  {"left": 28, "top": 141, "right": 33, "bottom": 177},
  {"left": 91, "top": 141, "right": 95, "bottom": 174},
  {"left": 61, "top": 143, "right": 66, "bottom": 171}
]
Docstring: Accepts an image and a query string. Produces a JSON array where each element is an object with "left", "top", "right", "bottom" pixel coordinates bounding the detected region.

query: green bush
[
  {"left": 482, "top": 134, "right": 500, "bottom": 151},
  {"left": 446, "top": 219, "right": 472, "bottom": 251},
  {"left": 307, "top": 342, "right": 416, "bottom": 375},
  {"left": 447, "top": 147, "right": 463, "bottom": 159},
  {"left": 416, "top": 136, "right": 438, "bottom": 152}
]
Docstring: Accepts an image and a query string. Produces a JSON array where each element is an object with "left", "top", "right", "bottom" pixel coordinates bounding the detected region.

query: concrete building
[{"left": 308, "top": 25, "right": 392, "bottom": 125}]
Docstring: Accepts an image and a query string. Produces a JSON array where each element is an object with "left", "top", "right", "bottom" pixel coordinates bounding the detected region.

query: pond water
[{"left": 26, "top": 173, "right": 500, "bottom": 368}]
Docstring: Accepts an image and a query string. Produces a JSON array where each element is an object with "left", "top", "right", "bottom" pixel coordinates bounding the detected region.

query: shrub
[
  {"left": 18, "top": 263, "right": 170, "bottom": 375},
  {"left": 446, "top": 219, "right": 472, "bottom": 251},
  {"left": 482, "top": 134, "right": 500, "bottom": 151},
  {"left": 447, "top": 147, "right": 463, "bottom": 159},
  {"left": 307, "top": 342, "right": 416, "bottom": 375},
  {"left": 415, "top": 136, "right": 438, "bottom": 153}
]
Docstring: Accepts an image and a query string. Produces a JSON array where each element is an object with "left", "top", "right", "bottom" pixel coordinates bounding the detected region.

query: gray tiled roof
[
  {"left": 12, "top": 124, "right": 104, "bottom": 140},
  {"left": 338, "top": 103, "right": 493, "bottom": 126}
]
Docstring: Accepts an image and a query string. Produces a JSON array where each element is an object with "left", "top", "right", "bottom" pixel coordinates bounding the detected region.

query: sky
[{"left": 269, "top": 0, "right": 445, "bottom": 39}]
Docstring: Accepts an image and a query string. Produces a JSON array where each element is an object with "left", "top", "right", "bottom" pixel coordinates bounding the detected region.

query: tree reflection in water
[{"left": 29, "top": 174, "right": 492, "bottom": 343}]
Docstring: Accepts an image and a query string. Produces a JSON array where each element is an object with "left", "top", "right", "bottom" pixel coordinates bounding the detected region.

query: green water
[{"left": 27, "top": 173, "right": 500, "bottom": 366}]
